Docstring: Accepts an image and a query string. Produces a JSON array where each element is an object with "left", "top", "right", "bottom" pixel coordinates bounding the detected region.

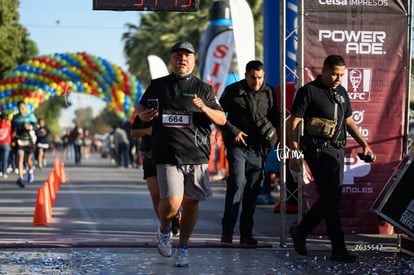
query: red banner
[{"left": 302, "top": 0, "right": 409, "bottom": 233}]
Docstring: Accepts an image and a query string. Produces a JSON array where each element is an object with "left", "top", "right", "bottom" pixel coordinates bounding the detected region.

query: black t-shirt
[
  {"left": 219, "top": 80, "right": 279, "bottom": 147},
  {"left": 140, "top": 73, "right": 223, "bottom": 165},
  {"left": 291, "top": 75, "right": 352, "bottom": 142},
  {"left": 36, "top": 126, "right": 50, "bottom": 144},
  {"left": 61, "top": 134, "right": 70, "bottom": 147}
]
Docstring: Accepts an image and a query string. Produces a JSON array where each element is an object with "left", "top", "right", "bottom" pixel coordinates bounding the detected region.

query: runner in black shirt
[{"left": 136, "top": 41, "right": 226, "bottom": 267}]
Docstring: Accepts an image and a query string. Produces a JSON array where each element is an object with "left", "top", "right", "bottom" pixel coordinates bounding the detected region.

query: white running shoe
[
  {"left": 157, "top": 229, "right": 172, "bottom": 257},
  {"left": 27, "top": 171, "right": 34, "bottom": 183},
  {"left": 175, "top": 244, "right": 189, "bottom": 267}
]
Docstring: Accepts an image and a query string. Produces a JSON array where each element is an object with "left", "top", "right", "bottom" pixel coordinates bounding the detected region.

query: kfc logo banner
[
  {"left": 303, "top": 0, "right": 409, "bottom": 233},
  {"left": 342, "top": 68, "right": 372, "bottom": 102}
]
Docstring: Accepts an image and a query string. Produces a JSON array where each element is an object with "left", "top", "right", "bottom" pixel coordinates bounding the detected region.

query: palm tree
[
  {"left": 122, "top": 3, "right": 210, "bottom": 85},
  {"left": 122, "top": 0, "right": 263, "bottom": 86}
]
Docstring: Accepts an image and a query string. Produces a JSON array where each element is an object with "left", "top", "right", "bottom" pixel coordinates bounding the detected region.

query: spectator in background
[
  {"left": 113, "top": 123, "right": 131, "bottom": 168},
  {"left": 107, "top": 127, "right": 116, "bottom": 164},
  {"left": 8, "top": 132, "right": 18, "bottom": 176},
  {"left": 71, "top": 125, "right": 83, "bottom": 164},
  {"left": 82, "top": 129, "right": 92, "bottom": 159},
  {"left": 121, "top": 120, "right": 134, "bottom": 168},
  {"left": 51, "top": 133, "right": 62, "bottom": 156},
  {"left": 219, "top": 60, "right": 279, "bottom": 246},
  {"left": 0, "top": 113, "right": 12, "bottom": 179},
  {"left": 35, "top": 118, "right": 50, "bottom": 169},
  {"left": 288, "top": 55, "right": 374, "bottom": 262},
  {"left": 61, "top": 128, "right": 73, "bottom": 160}
]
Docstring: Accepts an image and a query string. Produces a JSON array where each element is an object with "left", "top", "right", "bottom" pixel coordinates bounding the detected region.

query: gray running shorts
[{"left": 157, "top": 164, "right": 212, "bottom": 201}]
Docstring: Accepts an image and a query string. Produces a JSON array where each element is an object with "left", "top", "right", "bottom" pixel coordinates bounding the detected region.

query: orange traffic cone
[
  {"left": 54, "top": 156, "right": 60, "bottom": 167},
  {"left": 54, "top": 158, "right": 61, "bottom": 184},
  {"left": 50, "top": 169, "right": 59, "bottom": 192},
  {"left": 60, "top": 162, "right": 66, "bottom": 184},
  {"left": 42, "top": 183, "right": 53, "bottom": 221},
  {"left": 47, "top": 174, "right": 56, "bottom": 206},
  {"left": 33, "top": 186, "right": 52, "bottom": 226}
]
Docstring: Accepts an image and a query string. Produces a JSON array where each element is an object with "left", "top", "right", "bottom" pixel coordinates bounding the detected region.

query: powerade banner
[{"left": 302, "top": 0, "right": 409, "bottom": 233}]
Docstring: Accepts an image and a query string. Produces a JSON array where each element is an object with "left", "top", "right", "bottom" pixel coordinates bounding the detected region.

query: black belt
[
  {"left": 316, "top": 141, "right": 339, "bottom": 149},
  {"left": 305, "top": 138, "right": 345, "bottom": 149}
]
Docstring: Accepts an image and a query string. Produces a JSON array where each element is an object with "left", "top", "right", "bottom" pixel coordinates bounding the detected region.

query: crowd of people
[
  {"left": 0, "top": 101, "right": 44, "bottom": 187},
  {"left": 0, "top": 101, "right": 70, "bottom": 187},
  {"left": 0, "top": 100, "right": 137, "bottom": 188},
  {"left": 0, "top": 42, "right": 376, "bottom": 268},
  {"left": 132, "top": 41, "right": 374, "bottom": 268}
]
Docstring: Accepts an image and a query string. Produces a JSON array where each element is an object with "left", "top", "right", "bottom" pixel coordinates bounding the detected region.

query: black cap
[{"left": 171, "top": 41, "right": 195, "bottom": 53}]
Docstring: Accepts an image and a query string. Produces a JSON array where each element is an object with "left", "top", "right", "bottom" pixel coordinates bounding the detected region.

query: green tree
[
  {"left": 73, "top": 107, "right": 94, "bottom": 130},
  {"left": 248, "top": 0, "right": 263, "bottom": 58},
  {"left": 34, "top": 96, "right": 68, "bottom": 136},
  {"left": 1, "top": 0, "right": 62, "bottom": 135},
  {"left": 122, "top": 2, "right": 210, "bottom": 86},
  {"left": 91, "top": 106, "right": 120, "bottom": 134},
  {"left": 122, "top": 0, "right": 263, "bottom": 86},
  {"left": 0, "top": 0, "right": 38, "bottom": 79}
]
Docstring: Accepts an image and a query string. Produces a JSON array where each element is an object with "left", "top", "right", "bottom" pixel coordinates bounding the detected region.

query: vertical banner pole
[{"left": 279, "top": 0, "right": 287, "bottom": 247}]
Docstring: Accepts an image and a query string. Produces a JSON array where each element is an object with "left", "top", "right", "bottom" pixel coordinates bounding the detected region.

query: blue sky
[
  {"left": 18, "top": 0, "right": 142, "bottom": 126},
  {"left": 19, "top": 0, "right": 140, "bottom": 70}
]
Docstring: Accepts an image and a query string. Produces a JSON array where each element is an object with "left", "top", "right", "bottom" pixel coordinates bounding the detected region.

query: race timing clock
[{"left": 93, "top": 0, "right": 199, "bottom": 12}]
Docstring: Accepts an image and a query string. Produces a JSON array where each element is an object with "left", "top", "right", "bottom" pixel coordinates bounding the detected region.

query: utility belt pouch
[
  {"left": 306, "top": 102, "right": 338, "bottom": 139},
  {"left": 306, "top": 117, "right": 337, "bottom": 139}
]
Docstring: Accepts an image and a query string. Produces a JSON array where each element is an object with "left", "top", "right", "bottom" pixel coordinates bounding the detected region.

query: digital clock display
[{"left": 93, "top": 0, "right": 198, "bottom": 12}]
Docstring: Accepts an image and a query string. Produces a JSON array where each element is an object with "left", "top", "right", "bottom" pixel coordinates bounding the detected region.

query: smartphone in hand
[{"left": 147, "top": 99, "right": 159, "bottom": 111}]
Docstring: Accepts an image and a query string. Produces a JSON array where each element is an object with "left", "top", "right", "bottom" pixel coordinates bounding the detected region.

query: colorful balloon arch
[{"left": 0, "top": 52, "right": 143, "bottom": 120}]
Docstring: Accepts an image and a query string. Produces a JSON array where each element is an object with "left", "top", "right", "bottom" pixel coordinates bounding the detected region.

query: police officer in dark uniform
[
  {"left": 288, "top": 55, "right": 375, "bottom": 263},
  {"left": 219, "top": 60, "right": 279, "bottom": 245}
]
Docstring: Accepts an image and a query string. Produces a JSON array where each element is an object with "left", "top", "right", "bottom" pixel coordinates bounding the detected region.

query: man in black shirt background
[
  {"left": 288, "top": 55, "right": 375, "bottom": 263},
  {"left": 219, "top": 60, "right": 279, "bottom": 246}
]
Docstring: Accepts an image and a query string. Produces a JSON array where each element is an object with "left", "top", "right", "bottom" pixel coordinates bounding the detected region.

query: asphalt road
[{"left": 0, "top": 152, "right": 288, "bottom": 246}]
